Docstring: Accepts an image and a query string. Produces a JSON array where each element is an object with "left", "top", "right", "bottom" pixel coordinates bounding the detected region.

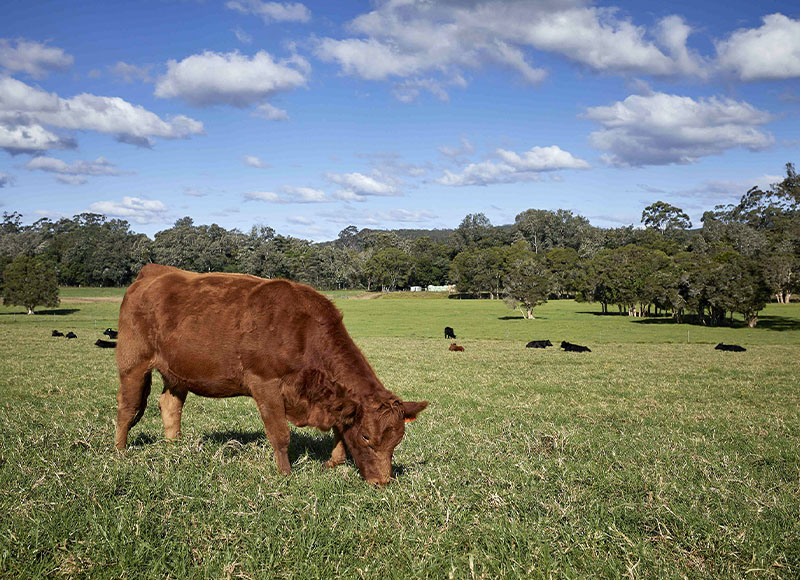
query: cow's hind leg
[
  {"left": 159, "top": 382, "right": 187, "bottom": 441},
  {"left": 325, "top": 426, "right": 348, "bottom": 469},
  {"left": 115, "top": 363, "right": 152, "bottom": 449},
  {"left": 250, "top": 378, "right": 292, "bottom": 475}
]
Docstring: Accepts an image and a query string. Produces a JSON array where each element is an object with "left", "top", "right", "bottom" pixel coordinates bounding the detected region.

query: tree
[
  {"left": 453, "top": 213, "right": 493, "bottom": 250},
  {"left": 504, "top": 252, "right": 551, "bottom": 319},
  {"left": 2, "top": 255, "right": 59, "bottom": 314},
  {"left": 641, "top": 201, "right": 692, "bottom": 235},
  {"left": 364, "top": 247, "right": 412, "bottom": 291}
]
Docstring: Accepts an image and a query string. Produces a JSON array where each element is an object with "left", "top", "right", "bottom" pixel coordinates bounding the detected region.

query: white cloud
[
  {"left": 233, "top": 28, "right": 253, "bottom": 44},
  {"left": 245, "top": 186, "right": 328, "bottom": 203},
  {"left": 154, "top": 50, "right": 308, "bottom": 107},
  {"left": 225, "top": 0, "right": 311, "bottom": 23},
  {"left": 108, "top": 62, "right": 153, "bottom": 83},
  {"left": 0, "top": 39, "right": 73, "bottom": 78},
  {"left": 287, "top": 215, "right": 313, "bottom": 225},
  {"left": 316, "top": 2, "right": 703, "bottom": 100},
  {"left": 88, "top": 196, "right": 168, "bottom": 223},
  {"left": 0, "top": 171, "right": 14, "bottom": 187},
  {"left": 715, "top": 13, "right": 800, "bottom": 81},
  {"left": 24, "top": 156, "right": 125, "bottom": 177},
  {"left": 244, "top": 190, "right": 280, "bottom": 202},
  {"left": 244, "top": 155, "right": 270, "bottom": 168},
  {"left": 326, "top": 171, "right": 399, "bottom": 200},
  {"left": 585, "top": 91, "right": 774, "bottom": 166},
  {"left": 252, "top": 102, "right": 289, "bottom": 121},
  {"left": 439, "top": 137, "right": 475, "bottom": 159},
  {"left": 56, "top": 175, "right": 87, "bottom": 186},
  {"left": 497, "top": 145, "right": 590, "bottom": 171},
  {"left": 280, "top": 186, "right": 327, "bottom": 203},
  {"left": 320, "top": 207, "right": 437, "bottom": 225},
  {"left": 0, "top": 76, "right": 204, "bottom": 153},
  {"left": 437, "top": 145, "right": 589, "bottom": 186}
]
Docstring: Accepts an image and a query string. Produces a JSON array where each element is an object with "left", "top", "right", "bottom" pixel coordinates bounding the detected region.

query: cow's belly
[{"left": 154, "top": 343, "right": 251, "bottom": 398}]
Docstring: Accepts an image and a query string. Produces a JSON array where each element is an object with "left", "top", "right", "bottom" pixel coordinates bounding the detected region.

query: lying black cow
[
  {"left": 52, "top": 330, "right": 64, "bottom": 337},
  {"left": 715, "top": 343, "right": 746, "bottom": 352},
  {"left": 95, "top": 339, "right": 117, "bottom": 349},
  {"left": 444, "top": 326, "right": 456, "bottom": 339},
  {"left": 103, "top": 328, "right": 118, "bottom": 339},
  {"left": 561, "top": 340, "right": 591, "bottom": 352},
  {"left": 65, "top": 332, "right": 77, "bottom": 339},
  {"left": 526, "top": 340, "right": 553, "bottom": 349}
]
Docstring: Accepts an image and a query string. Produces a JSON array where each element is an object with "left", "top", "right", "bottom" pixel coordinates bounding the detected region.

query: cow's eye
[{"left": 361, "top": 434, "right": 370, "bottom": 444}]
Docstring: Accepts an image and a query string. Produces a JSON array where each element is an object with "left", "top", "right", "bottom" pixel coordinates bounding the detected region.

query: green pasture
[{"left": 1, "top": 292, "right": 798, "bottom": 578}]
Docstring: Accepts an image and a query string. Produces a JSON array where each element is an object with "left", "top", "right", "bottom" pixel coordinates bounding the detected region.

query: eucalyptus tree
[{"left": 2, "top": 255, "right": 59, "bottom": 314}]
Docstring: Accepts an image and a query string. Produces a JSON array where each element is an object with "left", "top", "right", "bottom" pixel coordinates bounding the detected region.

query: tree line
[{"left": 1, "top": 163, "right": 797, "bottom": 326}]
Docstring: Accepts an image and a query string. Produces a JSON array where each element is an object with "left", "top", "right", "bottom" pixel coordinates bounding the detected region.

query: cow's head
[{"left": 343, "top": 399, "right": 427, "bottom": 485}]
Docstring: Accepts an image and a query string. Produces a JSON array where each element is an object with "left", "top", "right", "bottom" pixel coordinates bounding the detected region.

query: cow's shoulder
[{"left": 256, "top": 278, "right": 343, "bottom": 324}]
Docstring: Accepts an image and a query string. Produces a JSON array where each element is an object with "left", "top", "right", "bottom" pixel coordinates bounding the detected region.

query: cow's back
[{"left": 117, "top": 265, "right": 344, "bottom": 393}]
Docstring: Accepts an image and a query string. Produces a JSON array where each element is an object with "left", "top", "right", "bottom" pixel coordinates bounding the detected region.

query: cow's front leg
[
  {"left": 325, "top": 426, "right": 348, "bottom": 468},
  {"left": 250, "top": 377, "right": 291, "bottom": 475}
]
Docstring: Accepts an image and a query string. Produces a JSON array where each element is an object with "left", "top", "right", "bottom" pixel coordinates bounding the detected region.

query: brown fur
[
  {"left": 114, "top": 264, "right": 426, "bottom": 484},
  {"left": 448, "top": 343, "right": 464, "bottom": 352}
]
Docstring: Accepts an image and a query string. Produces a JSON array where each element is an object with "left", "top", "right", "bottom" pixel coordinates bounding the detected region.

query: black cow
[
  {"left": 444, "top": 326, "right": 456, "bottom": 339},
  {"left": 52, "top": 330, "right": 64, "bottom": 337},
  {"left": 715, "top": 343, "right": 746, "bottom": 352},
  {"left": 526, "top": 340, "right": 553, "bottom": 349},
  {"left": 65, "top": 332, "right": 77, "bottom": 339},
  {"left": 561, "top": 341, "right": 591, "bottom": 353},
  {"left": 103, "top": 328, "right": 118, "bottom": 339},
  {"left": 95, "top": 339, "right": 117, "bottom": 348}
]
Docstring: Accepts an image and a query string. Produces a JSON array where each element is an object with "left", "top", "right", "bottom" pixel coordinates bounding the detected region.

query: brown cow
[
  {"left": 448, "top": 343, "right": 464, "bottom": 352},
  {"left": 114, "top": 264, "right": 427, "bottom": 485}
]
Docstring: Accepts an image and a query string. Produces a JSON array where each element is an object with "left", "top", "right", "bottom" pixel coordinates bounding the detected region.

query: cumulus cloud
[
  {"left": 0, "top": 39, "right": 73, "bottom": 78},
  {"left": 225, "top": 0, "right": 311, "bottom": 23},
  {"left": 0, "top": 76, "right": 204, "bottom": 154},
  {"left": 24, "top": 156, "right": 128, "bottom": 183},
  {"left": 584, "top": 91, "right": 774, "bottom": 166},
  {"left": 437, "top": 145, "right": 589, "bottom": 186},
  {"left": 88, "top": 196, "right": 169, "bottom": 223},
  {"left": 0, "top": 171, "right": 14, "bottom": 187},
  {"left": 326, "top": 171, "right": 399, "bottom": 201},
  {"left": 244, "top": 155, "right": 270, "bottom": 168},
  {"left": 287, "top": 215, "right": 313, "bottom": 225},
  {"left": 316, "top": 1, "right": 703, "bottom": 100},
  {"left": 715, "top": 13, "right": 800, "bottom": 81},
  {"left": 154, "top": 50, "right": 308, "bottom": 107},
  {"left": 245, "top": 186, "right": 329, "bottom": 203}
]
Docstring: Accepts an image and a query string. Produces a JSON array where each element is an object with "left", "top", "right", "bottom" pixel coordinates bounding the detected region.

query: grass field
[{"left": 1, "top": 291, "right": 798, "bottom": 578}]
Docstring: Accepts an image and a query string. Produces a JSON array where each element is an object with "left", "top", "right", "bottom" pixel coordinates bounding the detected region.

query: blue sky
[{"left": 1, "top": 0, "right": 799, "bottom": 241}]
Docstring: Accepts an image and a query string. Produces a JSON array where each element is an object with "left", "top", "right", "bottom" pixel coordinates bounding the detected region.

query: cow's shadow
[
  {"left": 200, "top": 428, "right": 420, "bottom": 477},
  {"left": 201, "top": 428, "right": 335, "bottom": 464}
]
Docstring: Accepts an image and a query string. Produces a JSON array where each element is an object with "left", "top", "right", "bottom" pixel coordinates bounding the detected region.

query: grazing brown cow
[
  {"left": 115, "top": 264, "right": 427, "bottom": 485},
  {"left": 448, "top": 343, "right": 464, "bottom": 352}
]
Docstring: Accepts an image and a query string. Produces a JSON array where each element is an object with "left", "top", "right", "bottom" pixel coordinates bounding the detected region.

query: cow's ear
[{"left": 403, "top": 400, "right": 428, "bottom": 423}]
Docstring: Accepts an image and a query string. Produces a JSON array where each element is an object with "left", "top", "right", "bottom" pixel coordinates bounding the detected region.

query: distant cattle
[
  {"left": 103, "top": 328, "right": 118, "bottom": 339},
  {"left": 448, "top": 343, "right": 465, "bottom": 352},
  {"left": 52, "top": 330, "right": 64, "bottom": 337},
  {"left": 561, "top": 341, "right": 590, "bottom": 353},
  {"left": 65, "top": 332, "right": 77, "bottom": 339},
  {"left": 526, "top": 340, "right": 553, "bottom": 349},
  {"left": 715, "top": 343, "right": 746, "bottom": 352},
  {"left": 95, "top": 339, "right": 117, "bottom": 349},
  {"left": 114, "top": 264, "right": 427, "bottom": 485},
  {"left": 444, "top": 326, "right": 456, "bottom": 339}
]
